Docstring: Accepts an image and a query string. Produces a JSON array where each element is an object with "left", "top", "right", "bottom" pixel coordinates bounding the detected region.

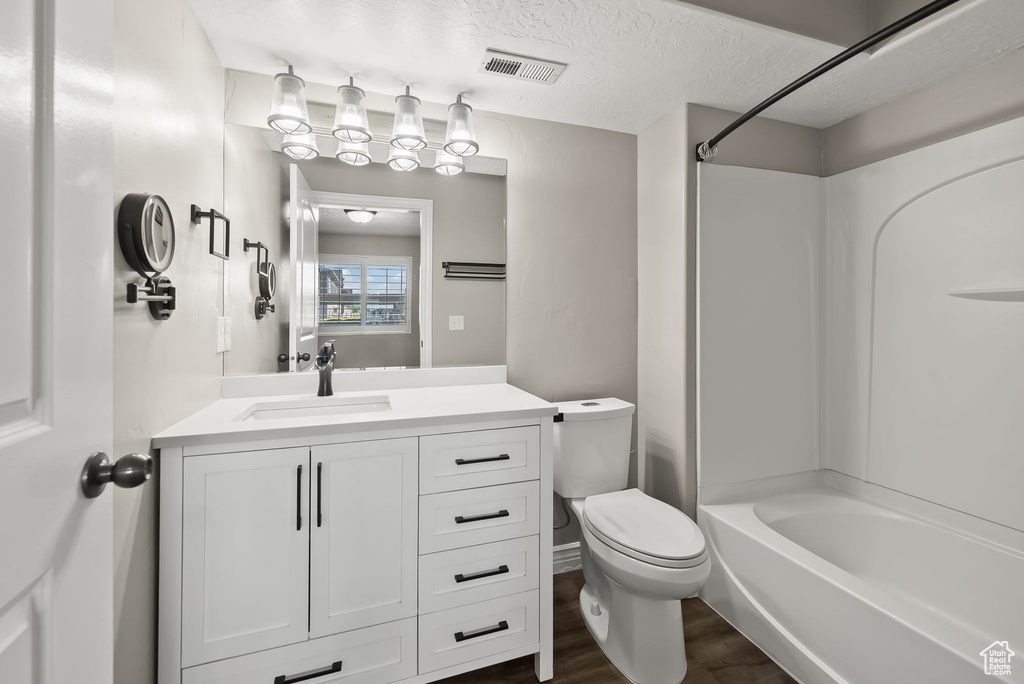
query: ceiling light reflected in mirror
[{"left": 344, "top": 209, "right": 377, "bottom": 224}]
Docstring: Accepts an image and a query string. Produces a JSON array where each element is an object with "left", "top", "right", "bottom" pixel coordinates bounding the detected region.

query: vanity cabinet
[
  {"left": 181, "top": 447, "right": 310, "bottom": 666},
  {"left": 158, "top": 413, "right": 553, "bottom": 684},
  {"left": 310, "top": 438, "right": 418, "bottom": 637}
]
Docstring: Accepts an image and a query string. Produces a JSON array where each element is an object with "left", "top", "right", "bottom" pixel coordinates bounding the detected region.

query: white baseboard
[{"left": 553, "top": 541, "right": 581, "bottom": 574}]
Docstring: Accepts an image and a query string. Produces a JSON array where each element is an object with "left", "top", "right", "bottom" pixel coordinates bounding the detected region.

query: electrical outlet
[
  {"left": 217, "top": 317, "right": 232, "bottom": 353},
  {"left": 449, "top": 315, "right": 465, "bottom": 331}
]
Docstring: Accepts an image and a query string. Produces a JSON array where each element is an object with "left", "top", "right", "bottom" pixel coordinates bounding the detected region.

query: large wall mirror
[{"left": 222, "top": 123, "right": 507, "bottom": 375}]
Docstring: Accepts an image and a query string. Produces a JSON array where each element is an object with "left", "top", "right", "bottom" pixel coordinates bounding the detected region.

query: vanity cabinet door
[
  {"left": 310, "top": 438, "right": 418, "bottom": 638},
  {"left": 181, "top": 447, "right": 311, "bottom": 667}
]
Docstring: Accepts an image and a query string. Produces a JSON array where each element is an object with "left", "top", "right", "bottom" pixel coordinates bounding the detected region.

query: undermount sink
[{"left": 234, "top": 395, "right": 392, "bottom": 422}]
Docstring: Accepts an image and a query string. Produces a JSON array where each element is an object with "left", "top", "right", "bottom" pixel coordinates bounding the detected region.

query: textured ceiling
[
  {"left": 319, "top": 207, "right": 420, "bottom": 238},
  {"left": 189, "top": 0, "right": 1024, "bottom": 133}
]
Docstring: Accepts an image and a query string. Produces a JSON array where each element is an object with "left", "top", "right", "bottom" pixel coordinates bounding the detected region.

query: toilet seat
[{"left": 583, "top": 489, "right": 707, "bottom": 569}]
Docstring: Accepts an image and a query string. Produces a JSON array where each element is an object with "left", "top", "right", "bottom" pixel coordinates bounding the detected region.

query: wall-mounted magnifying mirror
[
  {"left": 119, "top": 193, "right": 176, "bottom": 277},
  {"left": 118, "top": 193, "right": 177, "bottom": 319},
  {"left": 259, "top": 261, "right": 277, "bottom": 300}
]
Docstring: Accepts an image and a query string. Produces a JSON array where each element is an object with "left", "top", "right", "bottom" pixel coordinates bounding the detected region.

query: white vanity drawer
[
  {"left": 419, "top": 426, "right": 540, "bottom": 493},
  {"left": 419, "top": 481, "right": 539, "bottom": 554},
  {"left": 419, "top": 536, "right": 539, "bottom": 614},
  {"left": 418, "top": 590, "right": 539, "bottom": 674},
  {"left": 182, "top": 618, "right": 416, "bottom": 684}
]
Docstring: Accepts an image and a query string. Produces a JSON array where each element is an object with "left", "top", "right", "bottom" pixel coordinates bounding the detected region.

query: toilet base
[{"left": 579, "top": 580, "right": 688, "bottom": 684}]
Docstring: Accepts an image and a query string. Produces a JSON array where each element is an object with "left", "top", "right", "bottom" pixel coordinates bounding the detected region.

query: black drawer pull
[
  {"left": 296, "top": 464, "right": 303, "bottom": 531},
  {"left": 455, "top": 509, "right": 509, "bottom": 525},
  {"left": 455, "top": 453, "right": 510, "bottom": 466},
  {"left": 455, "top": 564, "right": 510, "bottom": 584},
  {"left": 316, "top": 462, "right": 323, "bottom": 528},
  {"left": 455, "top": 620, "right": 509, "bottom": 643},
  {"left": 274, "top": 660, "right": 342, "bottom": 684}
]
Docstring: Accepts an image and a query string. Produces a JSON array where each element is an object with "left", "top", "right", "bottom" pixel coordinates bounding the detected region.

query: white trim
[
  {"left": 553, "top": 541, "right": 582, "bottom": 574},
  {"left": 304, "top": 191, "right": 433, "bottom": 368}
]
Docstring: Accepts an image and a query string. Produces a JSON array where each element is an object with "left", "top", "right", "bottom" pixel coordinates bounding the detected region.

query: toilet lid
[{"left": 583, "top": 489, "right": 706, "bottom": 565}]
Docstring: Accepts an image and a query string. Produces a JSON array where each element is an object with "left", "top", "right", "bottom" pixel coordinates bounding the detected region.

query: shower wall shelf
[{"left": 947, "top": 287, "right": 1024, "bottom": 302}]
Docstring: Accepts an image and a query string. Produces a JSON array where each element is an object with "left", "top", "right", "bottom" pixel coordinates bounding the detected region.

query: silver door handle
[{"left": 81, "top": 452, "right": 153, "bottom": 499}]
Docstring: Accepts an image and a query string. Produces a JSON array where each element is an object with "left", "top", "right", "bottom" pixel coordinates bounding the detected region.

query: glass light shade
[
  {"left": 387, "top": 146, "right": 420, "bottom": 171},
  {"left": 281, "top": 133, "right": 319, "bottom": 160},
  {"left": 390, "top": 87, "right": 427, "bottom": 151},
  {"left": 434, "top": 150, "right": 465, "bottom": 176},
  {"left": 267, "top": 66, "right": 312, "bottom": 135},
  {"left": 335, "top": 141, "right": 371, "bottom": 166},
  {"left": 332, "top": 78, "right": 372, "bottom": 143},
  {"left": 344, "top": 209, "right": 376, "bottom": 224},
  {"left": 443, "top": 96, "right": 479, "bottom": 157}
]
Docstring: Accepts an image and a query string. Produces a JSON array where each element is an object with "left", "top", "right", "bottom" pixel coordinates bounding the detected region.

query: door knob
[{"left": 81, "top": 452, "right": 153, "bottom": 499}]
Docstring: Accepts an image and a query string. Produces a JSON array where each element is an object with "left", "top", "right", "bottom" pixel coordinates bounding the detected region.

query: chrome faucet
[{"left": 314, "top": 340, "right": 336, "bottom": 397}]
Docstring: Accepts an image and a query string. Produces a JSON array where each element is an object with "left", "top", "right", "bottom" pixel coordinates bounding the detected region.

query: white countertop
[{"left": 152, "top": 382, "right": 557, "bottom": 449}]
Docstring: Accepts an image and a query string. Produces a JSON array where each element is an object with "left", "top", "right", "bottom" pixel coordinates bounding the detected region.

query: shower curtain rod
[{"left": 695, "top": 0, "right": 961, "bottom": 162}]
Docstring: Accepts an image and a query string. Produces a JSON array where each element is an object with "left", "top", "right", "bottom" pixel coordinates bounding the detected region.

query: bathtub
[{"left": 698, "top": 471, "right": 1024, "bottom": 684}]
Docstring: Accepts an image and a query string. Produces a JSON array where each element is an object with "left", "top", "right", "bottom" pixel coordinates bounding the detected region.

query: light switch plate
[
  {"left": 449, "top": 315, "right": 465, "bottom": 331},
  {"left": 217, "top": 317, "right": 231, "bottom": 353}
]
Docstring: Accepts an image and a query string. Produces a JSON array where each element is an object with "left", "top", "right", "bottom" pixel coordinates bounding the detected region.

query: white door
[
  {"left": 0, "top": 0, "right": 116, "bottom": 682},
  {"left": 180, "top": 448, "right": 310, "bottom": 667},
  {"left": 310, "top": 439, "right": 418, "bottom": 637},
  {"left": 289, "top": 165, "right": 319, "bottom": 372}
]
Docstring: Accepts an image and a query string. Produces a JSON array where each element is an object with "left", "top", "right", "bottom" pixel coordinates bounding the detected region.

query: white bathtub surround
[
  {"left": 154, "top": 374, "right": 555, "bottom": 684},
  {"left": 696, "top": 164, "right": 822, "bottom": 487},
  {"left": 699, "top": 470, "right": 1024, "bottom": 684},
  {"left": 824, "top": 118, "right": 1024, "bottom": 532},
  {"left": 696, "top": 117, "right": 1024, "bottom": 684}
]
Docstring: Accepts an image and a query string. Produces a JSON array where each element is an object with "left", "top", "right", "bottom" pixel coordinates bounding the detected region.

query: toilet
[{"left": 554, "top": 398, "right": 710, "bottom": 684}]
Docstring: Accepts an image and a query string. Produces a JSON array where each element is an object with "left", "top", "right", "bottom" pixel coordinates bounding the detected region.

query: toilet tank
[{"left": 552, "top": 398, "right": 635, "bottom": 499}]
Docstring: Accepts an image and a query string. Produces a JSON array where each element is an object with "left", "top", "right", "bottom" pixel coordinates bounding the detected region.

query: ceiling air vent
[{"left": 479, "top": 49, "right": 567, "bottom": 85}]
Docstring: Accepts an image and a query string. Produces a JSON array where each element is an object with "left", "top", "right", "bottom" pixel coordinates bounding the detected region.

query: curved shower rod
[{"left": 695, "top": 0, "right": 963, "bottom": 163}]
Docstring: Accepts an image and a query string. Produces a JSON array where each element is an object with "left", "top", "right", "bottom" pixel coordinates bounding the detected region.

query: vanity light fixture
[
  {"left": 344, "top": 209, "right": 377, "bottom": 224},
  {"left": 332, "top": 77, "right": 372, "bottom": 143},
  {"left": 390, "top": 86, "right": 427, "bottom": 151},
  {"left": 443, "top": 94, "right": 479, "bottom": 157},
  {"left": 434, "top": 150, "right": 465, "bottom": 176},
  {"left": 336, "top": 140, "right": 371, "bottom": 166},
  {"left": 267, "top": 65, "right": 312, "bottom": 135},
  {"left": 281, "top": 133, "right": 319, "bottom": 160},
  {"left": 387, "top": 146, "right": 420, "bottom": 171}
]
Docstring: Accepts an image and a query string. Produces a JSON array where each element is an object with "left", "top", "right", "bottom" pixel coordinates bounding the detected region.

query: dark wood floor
[{"left": 437, "top": 570, "right": 795, "bottom": 684}]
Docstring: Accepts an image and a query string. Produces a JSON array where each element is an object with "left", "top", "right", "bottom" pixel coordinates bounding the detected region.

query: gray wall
[
  {"left": 296, "top": 159, "right": 507, "bottom": 368},
  {"left": 499, "top": 116, "right": 638, "bottom": 547},
  {"left": 317, "top": 233, "right": 421, "bottom": 368},
  {"left": 681, "top": 0, "right": 870, "bottom": 47},
  {"left": 223, "top": 124, "right": 290, "bottom": 375},
  {"left": 112, "top": 0, "right": 225, "bottom": 681},
  {"left": 822, "top": 46, "right": 1024, "bottom": 175}
]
